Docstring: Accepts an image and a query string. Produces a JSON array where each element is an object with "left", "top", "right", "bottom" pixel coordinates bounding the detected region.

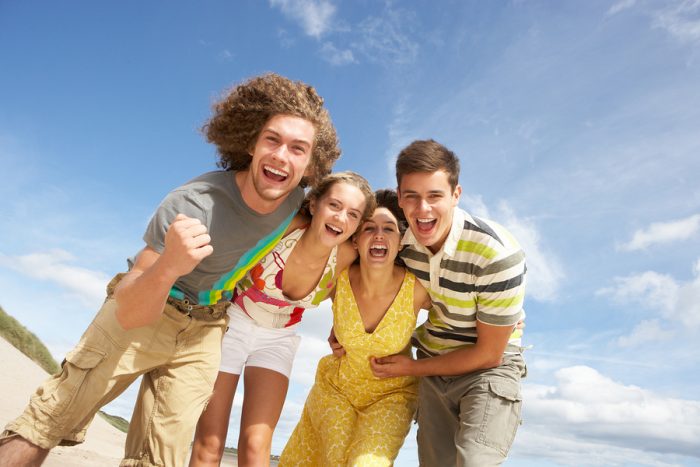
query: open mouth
[
  {"left": 369, "top": 243, "right": 388, "bottom": 257},
  {"left": 263, "top": 165, "right": 288, "bottom": 183},
  {"left": 325, "top": 223, "right": 343, "bottom": 236},
  {"left": 416, "top": 218, "right": 437, "bottom": 233}
]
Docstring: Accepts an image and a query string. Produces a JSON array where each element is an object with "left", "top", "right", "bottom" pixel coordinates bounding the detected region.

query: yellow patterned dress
[{"left": 280, "top": 269, "right": 418, "bottom": 467}]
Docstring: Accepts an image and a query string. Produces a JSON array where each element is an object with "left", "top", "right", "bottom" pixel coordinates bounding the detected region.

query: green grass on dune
[
  {"left": 0, "top": 305, "right": 60, "bottom": 375},
  {"left": 0, "top": 305, "right": 129, "bottom": 433}
]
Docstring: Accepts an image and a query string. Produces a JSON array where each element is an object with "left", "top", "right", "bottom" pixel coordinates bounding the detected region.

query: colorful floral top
[{"left": 231, "top": 227, "right": 338, "bottom": 329}]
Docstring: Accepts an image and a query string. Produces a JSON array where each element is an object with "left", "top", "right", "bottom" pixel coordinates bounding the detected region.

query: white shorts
[{"left": 219, "top": 306, "right": 301, "bottom": 378}]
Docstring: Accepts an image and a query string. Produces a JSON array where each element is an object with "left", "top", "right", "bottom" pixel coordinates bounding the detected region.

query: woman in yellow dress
[{"left": 280, "top": 189, "right": 431, "bottom": 466}]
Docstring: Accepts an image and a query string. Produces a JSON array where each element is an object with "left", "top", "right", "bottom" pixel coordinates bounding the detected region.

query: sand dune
[
  {"left": 0, "top": 337, "right": 125, "bottom": 466},
  {"left": 0, "top": 337, "right": 244, "bottom": 466}
]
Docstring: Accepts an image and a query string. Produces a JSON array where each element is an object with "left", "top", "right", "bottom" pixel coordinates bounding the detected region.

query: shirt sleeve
[
  {"left": 474, "top": 235, "right": 526, "bottom": 327},
  {"left": 142, "top": 189, "right": 208, "bottom": 254}
]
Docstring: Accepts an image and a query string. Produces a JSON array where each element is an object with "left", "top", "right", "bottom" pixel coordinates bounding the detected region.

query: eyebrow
[
  {"left": 262, "top": 128, "right": 312, "bottom": 148},
  {"left": 402, "top": 189, "right": 445, "bottom": 195}
]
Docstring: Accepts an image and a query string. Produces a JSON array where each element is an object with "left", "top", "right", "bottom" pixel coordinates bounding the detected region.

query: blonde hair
[{"left": 299, "top": 171, "right": 376, "bottom": 222}]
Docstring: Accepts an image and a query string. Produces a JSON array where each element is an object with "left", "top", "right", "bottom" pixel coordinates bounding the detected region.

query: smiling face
[
  {"left": 398, "top": 170, "right": 461, "bottom": 254},
  {"left": 354, "top": 207, "right": 402, "bottom": 267},
  {"left": 241, "top": 113, "right": 316, "bottom": 213},
  {"left": 309, "top": 181, "right": 367, "bottom": 248}
]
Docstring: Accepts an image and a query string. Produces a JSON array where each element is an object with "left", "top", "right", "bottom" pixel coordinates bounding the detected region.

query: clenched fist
[{"left": 159, "top": 213, "right": 213, "bottom": 279}]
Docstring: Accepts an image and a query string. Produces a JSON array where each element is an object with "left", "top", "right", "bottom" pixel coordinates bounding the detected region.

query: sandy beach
[{"left": 0, "top": 336, "right": 240, "bottom": 466}]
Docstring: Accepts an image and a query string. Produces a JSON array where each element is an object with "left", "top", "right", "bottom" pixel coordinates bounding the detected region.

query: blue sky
[{"left": 1, "top": 1, "right": 700, "bottom": 465}]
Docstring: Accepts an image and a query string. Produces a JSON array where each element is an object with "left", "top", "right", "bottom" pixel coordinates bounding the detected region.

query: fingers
[
  {"left": 328, "top": 327, "right": 346, "bottom": 357},
  {"left": 369, "top": 357, "right": 388, "bottom": 378},
  {"left": 160, "top": 214, "right": 214, "bottom": 278},
  {"left": 192, "top": 244, "right": 214, "bottom": 261}
]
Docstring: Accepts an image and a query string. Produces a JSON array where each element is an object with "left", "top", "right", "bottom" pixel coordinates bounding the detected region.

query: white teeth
[
  {"left": 327, "top": 224, "right": 342, "bottom": 233},
  {"left": 370, "top": 244, "right": 387, "bottom": 250},
  {"left": 417, "top": 218, "right": 434, "bottom": 223},
  {"left": 264, "top": 165, "right": 288, "bottom": 177}
]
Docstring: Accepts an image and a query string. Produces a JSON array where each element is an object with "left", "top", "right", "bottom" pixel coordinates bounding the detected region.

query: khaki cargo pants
[
  {"left": 1, "top": 290, "right": 228, "bottom": 466},
  {"left": 416, "top": 353, "right": 526, "bottom": 467}
]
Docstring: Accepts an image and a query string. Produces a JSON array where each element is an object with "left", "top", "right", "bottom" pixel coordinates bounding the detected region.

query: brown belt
[
  {"left": 166, "top": 296, "right": 228, "bottom": 321},
  {"left": 106, "top": 273, "right": 228, "bottom": 321}
]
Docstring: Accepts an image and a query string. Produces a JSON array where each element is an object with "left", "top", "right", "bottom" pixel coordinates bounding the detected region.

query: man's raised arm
[{"left": 113, "top": 214, "right": 212, "bottom": 329}]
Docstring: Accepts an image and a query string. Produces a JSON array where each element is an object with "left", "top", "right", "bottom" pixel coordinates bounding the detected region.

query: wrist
[{"left": 152, "top": 256, "right": 184, "bottom": 283}]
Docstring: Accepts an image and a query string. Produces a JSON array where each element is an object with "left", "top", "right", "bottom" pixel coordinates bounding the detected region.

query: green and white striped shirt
[{"left": 400, "top": 208, "right": 526, "bottom": 357}]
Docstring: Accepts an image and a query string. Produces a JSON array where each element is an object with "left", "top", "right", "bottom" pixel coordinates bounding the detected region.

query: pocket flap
[
  {"left": 64, "top": 346, "right": 106, "bottom": 370},
  {"left": 488, "top": 379, "right": 522, "bottom": 402}
]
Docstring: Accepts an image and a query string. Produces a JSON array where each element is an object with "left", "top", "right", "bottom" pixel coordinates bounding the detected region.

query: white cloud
[
  {"left": 459, "top": 193, "right": 490, "bottom": 219},
  {"left": 523, "top": 366, "right": 700, "bottom": 459},
  {"left": 270, "top": 0, "right": 336, "bottom": 39},
  {"left": 597, "top": 270, "right": 679, "bottom": 311},
  {"left": 620, "top": 213, "right": 700, "bottom": 251},
  {"left": 217, "top": 49, "right": 234, "bottom": 62},
  {"left": 492, "top": 201, "right": 565, "bottom": 302},
  {"left": 607, "top": 0, "right": 638, "bottom": 16},
  {"left": 319, "top": 41, "right": 357, "bottom": 66},
  {"left": 676, "top": 265, "right": 700, "bottom": 328},
  {"left": 597, "top": 261, "right": 700, "bottom": 342},
  {"left": 0, "top": 249, "right": 109, "bottom": 308},
  {"left": 352, "top": 8, "right": 419, "bottom": 65},
  {"left": 616, "top": 319, "right": 675, "bottom": 347},
  {"left": 652, "top": 0, "right": 700, "bottom": 44}
]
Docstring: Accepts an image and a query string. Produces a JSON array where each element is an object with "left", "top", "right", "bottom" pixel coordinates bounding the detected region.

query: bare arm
[
  {"left": 413, "top": 279, "right": 431, "bottom": 315},
  {"left": 334, "top": 241, "right": 358, "bottom": 273},
  {"left": 113, "top": 214, "right": 213, "bottom": 330},
  {"left": 370, "top": 320, "right": 513, "bottom": 378}
]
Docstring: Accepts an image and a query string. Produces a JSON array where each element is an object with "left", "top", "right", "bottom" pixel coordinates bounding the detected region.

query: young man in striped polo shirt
[{"left": 371, "top": 139, "right": 527, "bottom": 466}]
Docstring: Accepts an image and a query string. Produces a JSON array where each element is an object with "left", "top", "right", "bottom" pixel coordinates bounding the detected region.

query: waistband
[{"left": 106, "top": 273, "right": 228, "bottom": 322}]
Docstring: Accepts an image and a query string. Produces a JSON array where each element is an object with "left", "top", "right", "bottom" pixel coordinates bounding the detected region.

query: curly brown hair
[
  {"left": 298, "top": 171, "right": 377, "bottom": 225},
  {"left": 203, "top": 73, "right": 341, "bottom": 188}
]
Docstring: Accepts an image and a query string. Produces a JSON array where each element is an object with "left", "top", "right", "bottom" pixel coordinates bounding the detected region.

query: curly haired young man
[{"left": 0, "top": 73, "right": 341, "bottom": 467}]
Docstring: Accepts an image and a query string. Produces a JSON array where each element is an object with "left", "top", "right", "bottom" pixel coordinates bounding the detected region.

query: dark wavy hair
[
  {"left": 203, "top": 73, "right": 341, "bottom": 188},
  {"left": 353, "top": 188, "right": 407, "bottom": 267},
  {"left": 395, "top": 139, "right": 460, "bottom": 191},
  {"left": 374, "top": 189, "right": 408, "bottom": 236}
]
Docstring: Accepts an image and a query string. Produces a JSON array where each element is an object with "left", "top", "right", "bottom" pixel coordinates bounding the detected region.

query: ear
[
  {"left": 309, "top": 198, "right": 316, "bottom": 216},
  {"left": 397, "top": 187, "right": 404, "bottom": 208},
  {"left": 352, "top": 235, "right": 359, "bottom": 250},
  {"left": 452, "top": 184, "right": 462, "bottom": 206}
]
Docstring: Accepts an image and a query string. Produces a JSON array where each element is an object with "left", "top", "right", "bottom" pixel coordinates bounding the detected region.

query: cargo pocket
[
  {"left": 35, "top": 346, "right": 107, "bottom": 418},
  {"left": 476, "top": 378, "right": 522, "bottom": 456}
]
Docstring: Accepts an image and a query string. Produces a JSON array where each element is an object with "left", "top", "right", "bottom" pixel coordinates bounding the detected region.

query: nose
[
  {"left": 271, "top": 144, "right": 290, "bottom": 161},
  {"left": 418, "top": 198, "right": 430, "bottom": 212},
  {"left": 334, "top": 210, "right": 348, "bottom": 223}
]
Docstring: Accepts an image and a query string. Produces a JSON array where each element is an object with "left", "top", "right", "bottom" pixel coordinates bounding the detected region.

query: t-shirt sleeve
[
  {"left": 474, "top": 238, "right": 526, "bottom": 327},
  {"left": 143, "top": 189, "right": 208, "bottom": 254}
]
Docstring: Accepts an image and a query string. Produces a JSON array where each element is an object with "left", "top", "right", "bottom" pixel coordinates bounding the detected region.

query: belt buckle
[{"left": 181, "top": 299, "right": 194, "bottom": 312}]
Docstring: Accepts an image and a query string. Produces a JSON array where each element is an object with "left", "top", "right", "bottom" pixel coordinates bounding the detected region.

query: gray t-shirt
[{"left": 140, "top": 170, "right": 304, "bottom": 305}]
